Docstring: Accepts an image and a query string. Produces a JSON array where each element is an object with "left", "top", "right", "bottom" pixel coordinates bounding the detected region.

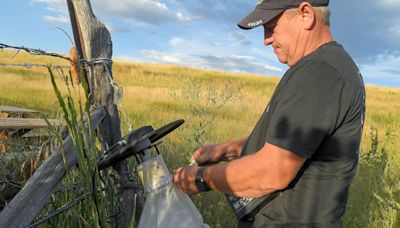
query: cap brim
[{"left": 237, "top": 8, "right": 284, "bottom": 30}]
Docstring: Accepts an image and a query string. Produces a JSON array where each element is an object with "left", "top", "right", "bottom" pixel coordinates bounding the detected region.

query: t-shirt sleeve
[{"left": 265, "top": 61, "right": 343, "bottom": 158}]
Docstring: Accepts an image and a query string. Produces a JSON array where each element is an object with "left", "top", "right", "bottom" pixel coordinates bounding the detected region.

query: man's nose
[{"left": 264, "top": 30, "right": 273, "bottom": 46}]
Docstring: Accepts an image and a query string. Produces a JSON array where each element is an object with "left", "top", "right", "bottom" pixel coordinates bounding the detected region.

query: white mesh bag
[{"left": 137, "top": 155, "right": 209, "bottom": 228}]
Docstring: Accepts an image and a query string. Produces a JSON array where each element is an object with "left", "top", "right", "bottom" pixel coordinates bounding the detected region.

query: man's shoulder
[
  {"left": 310, "top": 41, "right": 359, "bottom": 78},
  {"left": 286, "top": 57, "right": 343, "bottom": 88},
  {"left": 287, "top": 41, "right": 361, "bottom": 88}
]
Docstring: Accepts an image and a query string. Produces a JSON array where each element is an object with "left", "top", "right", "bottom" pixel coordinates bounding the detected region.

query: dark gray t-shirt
[{"left": 241, "top": 41, "right": 365, "bottom": 224}]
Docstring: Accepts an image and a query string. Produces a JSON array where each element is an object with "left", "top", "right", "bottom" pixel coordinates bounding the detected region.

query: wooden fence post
[{"left": 66, "top": 0, "right": 142, "bottom": 227}]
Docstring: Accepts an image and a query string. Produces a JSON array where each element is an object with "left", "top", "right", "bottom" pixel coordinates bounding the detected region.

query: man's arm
[
  {"left": 204, "top": 143, "right": 305, "bottom": 197},
  {"left": 174, "top": 143, "right": 306, "bottom": 197}
]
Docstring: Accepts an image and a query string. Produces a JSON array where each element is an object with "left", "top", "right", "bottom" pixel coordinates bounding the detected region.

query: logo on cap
[
  {"left": 248, "top": 20, "right": 263, "bottom": 27},
  {"left": 257, "top": 0, "right": 264, "bottom": 5}
]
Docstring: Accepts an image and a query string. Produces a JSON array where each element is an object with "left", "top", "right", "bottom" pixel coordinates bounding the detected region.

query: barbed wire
[
  {"left": 25, "top": 193, "right": 90, "bottom": 228},
  {"left": 0, "top": 62, "right": 69, "bottom": 69},
  {"left": 1, "top": 42, "right": 135, "bottom": 225},
  {"left": 0, "top": 43, "right": 71, "bottom": 62},
  {"left": 0, "top": 62, "right": 70, "bottom": 83},
  {"left": 0, "top": 41, "right": 133, "bottom": 142},
  {"left": 1, "top": 42, "right": 112, "bottom": 69},
  {"left": 0, "top": 43, "right": 121, "bottom": 97},
  {"left": 0, "top": 42, "right": 116, "bottom": 86},
  {"left": 0, "top": 42, "right": 71, "bottom": 83}
]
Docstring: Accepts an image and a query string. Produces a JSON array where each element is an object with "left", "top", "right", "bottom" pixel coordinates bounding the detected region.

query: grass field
[{"left": 1, "top": 50, "right": 399, "bottom": 227}]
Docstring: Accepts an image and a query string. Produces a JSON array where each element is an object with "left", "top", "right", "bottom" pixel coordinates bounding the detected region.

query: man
[{"left": 173, "top": 0, "right": 365, "bottom": 227}]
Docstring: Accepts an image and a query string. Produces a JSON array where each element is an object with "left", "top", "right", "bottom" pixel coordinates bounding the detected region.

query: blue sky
[{"left": 1, "top": 0, "right": 400, "bottom": 87}]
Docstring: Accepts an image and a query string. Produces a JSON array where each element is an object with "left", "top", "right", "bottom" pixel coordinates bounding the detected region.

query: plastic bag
[{"left": 137, "top": 155, "right": 209, "bottom": 228}]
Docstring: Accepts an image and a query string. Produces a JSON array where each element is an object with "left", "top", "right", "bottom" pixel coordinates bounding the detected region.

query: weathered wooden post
[{"left": 66, "top": 0, "right": 141, "bottom": 227}]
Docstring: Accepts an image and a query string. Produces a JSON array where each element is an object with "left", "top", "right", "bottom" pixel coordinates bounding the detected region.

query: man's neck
[{"left": 304, "top": 25, "right": 334, "bottom": 57}]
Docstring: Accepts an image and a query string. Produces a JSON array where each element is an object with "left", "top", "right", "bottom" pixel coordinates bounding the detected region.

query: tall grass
[
  {"left": 344, "top": 127, "right": 400, "bottom": 227},
  {"left": 9, "top": 65, "right": 122, "bottom": 227},
  {"left": 1, "top": 51, "right": 399, "bottom": 227},
  {"left": 30, "top": 67, "right": 116, "bottom": 227}
]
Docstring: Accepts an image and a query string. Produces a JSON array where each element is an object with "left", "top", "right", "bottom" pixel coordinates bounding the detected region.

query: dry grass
[{"left": 1, "top": 50, "right": 399, "bottom": 227}]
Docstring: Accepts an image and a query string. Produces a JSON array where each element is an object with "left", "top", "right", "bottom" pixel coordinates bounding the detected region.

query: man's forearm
[
  {"left": 202, "top": 152, "right": 280, "bottom": 198},
  {"left": 201, "top": 143, "right": 305, "bottom": 198}
]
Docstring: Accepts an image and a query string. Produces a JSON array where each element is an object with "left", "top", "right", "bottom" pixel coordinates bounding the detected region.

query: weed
[{"left": 344, "top": 127, "right": 400, "bottom": 227}]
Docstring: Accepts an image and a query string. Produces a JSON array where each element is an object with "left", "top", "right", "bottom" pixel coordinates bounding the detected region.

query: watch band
[{"left": 195, "top": 167, "right": 211, "bottom": 192}]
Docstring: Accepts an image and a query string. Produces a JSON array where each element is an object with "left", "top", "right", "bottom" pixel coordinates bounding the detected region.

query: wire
[
  {"left": 25, "top": 193, "right": 90, "bottom": 228},
  {"left": 0, "top": 62, "right": 69, "bottom": 69},
  {"left": 0, "top": 43, "right": 71, "bottom": 62}
]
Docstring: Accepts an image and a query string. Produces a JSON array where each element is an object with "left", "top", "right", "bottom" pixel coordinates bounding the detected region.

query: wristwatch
[{"left": 195, "top": 167, "right": 211, "bottom": 192}]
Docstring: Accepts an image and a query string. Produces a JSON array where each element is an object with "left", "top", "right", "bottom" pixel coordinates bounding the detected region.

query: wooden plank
[
  {"left": 0, "top": 107, "right": 106, "bottom": 227},
  {"left": 0, "top": 118, "right": 62, "bottom": 129},
  {"left": 0, "top": 106, "right": 39, "bottom": 114},
  {"left": 21, "top": 129, "right": 51, "bottom": 138}
]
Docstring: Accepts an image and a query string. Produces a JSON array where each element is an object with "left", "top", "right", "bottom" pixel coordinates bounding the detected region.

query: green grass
[{"left": 1, "top": 51, "right": 399, "bottom": 227}]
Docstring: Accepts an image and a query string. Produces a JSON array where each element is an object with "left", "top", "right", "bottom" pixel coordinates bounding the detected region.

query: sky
[{"left": 1, "top": 0, "right": 400, "bottom": 87}]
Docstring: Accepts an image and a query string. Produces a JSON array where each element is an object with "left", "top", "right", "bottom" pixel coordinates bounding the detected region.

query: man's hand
[
  {"left": 191, "top": 139, "right": 246, "bottom": 165},
  {"left": 173, "top": 165, "right": 200, "bottom": 195}
]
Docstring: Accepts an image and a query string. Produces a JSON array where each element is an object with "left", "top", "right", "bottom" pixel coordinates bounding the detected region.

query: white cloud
[
  {"left": 30, "top": 0, "right": 67, "bottom": 14},
  {"left": 228, "top": 29, "right": 251, "bottom": 46},
  {"left": 132, "top": 37, "right": 282, "bottom": 74},
  {"left": 169, "top": 37, "right": 185, "bottom": 47},
  {"left": 177, "top": 0, "right": 249, "bottom": 24},
  {"left": 380, "top": 0, "right": 400, "bottom": 9},
  {"left": 176, "top": 12, "right": 191, "bottom": 21},
  {"left": 388, "top": 24, "right": 400, "bottom": 41},
  {"left": 140, "top": 50, "right": 184, "bottom": 64},
  {"left": 104, "top": 23, "right": 130, "bottom": 33},
  {"left": 93, "top": 0, "right": 174, "bottom": 25},
  {"left": 43, "top": 15, "right": 69, "bottom": 24},
  {"left": 359, "top": 52, "right": 400, "bottom": 86},
  {"left": 31, "top": 0, "right": 190, "bottom": 25},
  {"left": 195, "top": 54, "right": 282, "bottom": 73}
]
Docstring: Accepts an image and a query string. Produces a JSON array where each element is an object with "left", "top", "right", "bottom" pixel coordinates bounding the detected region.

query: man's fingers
[
  {"left": 173, "top": 167, "right": 182, "bottom": 184},
  {"left": 191, "top": 147, "right": 204, "bottom": 161},
  {"left": 196, "top": 153, "right": 208, "bottom": 164},
  {"left": 173, "top": 166, "right": 198, "bottom": 194}
]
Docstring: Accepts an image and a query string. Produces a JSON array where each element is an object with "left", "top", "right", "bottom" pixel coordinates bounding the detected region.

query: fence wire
[
  {"left": 0, "top": 62, "right": 69, "bottom": 69},
  {"left": 0, "top": 42, "right": 135, "bottom": 224},
  {"left": 25, "top": 193, "right": 90, "bottom": 228},
  {"left": 0, "top": 43, "right": 71, "bottom": 62}
]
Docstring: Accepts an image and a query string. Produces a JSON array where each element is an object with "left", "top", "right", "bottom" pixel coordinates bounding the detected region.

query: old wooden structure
[
  {"left": 66, "top": 0, "right": 139, "bottom": 226},
  {"left": 0, "top": 107, "right": 105, "bottom": 227},
  {"left": 0, "top": 118, "right": 62, "bottom": 129},
  {"left": 0, "top": 0, "right": 141, "bottom": 227},
  {"left": 0, "top": 105, "right": 61, "bottom": 152}
]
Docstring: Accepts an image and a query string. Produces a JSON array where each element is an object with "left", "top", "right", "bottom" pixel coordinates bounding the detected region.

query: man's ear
[{"left": 298, "top": 2, "right": 315, "bottom": 30}]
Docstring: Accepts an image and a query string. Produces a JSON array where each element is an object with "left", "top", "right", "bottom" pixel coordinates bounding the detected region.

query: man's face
[{"left": 263, "top": 11, "right": 301, "bottom": 66}]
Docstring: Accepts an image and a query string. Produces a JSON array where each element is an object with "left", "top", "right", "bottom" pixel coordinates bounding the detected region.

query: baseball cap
[{"left": 237, "top": 0, "right": 329, "bottom": 30}]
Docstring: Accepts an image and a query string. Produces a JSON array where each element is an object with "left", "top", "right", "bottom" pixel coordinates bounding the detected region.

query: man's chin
[{"left": 276, "top": 56, "right": 287, "bottom": 65}]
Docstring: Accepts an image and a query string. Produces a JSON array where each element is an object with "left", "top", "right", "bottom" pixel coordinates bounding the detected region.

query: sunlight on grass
[{"left": 1, "top": 50, "right": 399, "bottom": 227}]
